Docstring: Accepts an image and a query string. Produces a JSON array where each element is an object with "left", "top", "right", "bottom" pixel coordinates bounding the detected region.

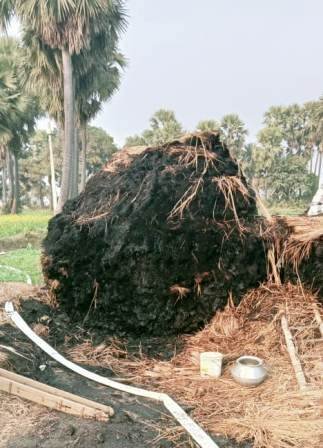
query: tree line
[
  {"left": 1, "top": 98, "right": 322, "bottom": 211},
  {"left": 16, "top": 126, "right": 118, "bottom": 209},
  {"left": 125, "top": 103, "right": 323, "bottom": 205},
  {"left": 0, "top": 2, "right": 321, "bottom": 213}
]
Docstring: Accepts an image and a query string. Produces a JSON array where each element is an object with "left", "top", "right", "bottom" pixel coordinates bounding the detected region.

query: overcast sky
[{"left": 10, "top": 0, "right": 323, "bottom": 145}]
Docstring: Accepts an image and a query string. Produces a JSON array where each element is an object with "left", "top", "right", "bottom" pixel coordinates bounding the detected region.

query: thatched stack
[
  {"left": 42, "top": 132, "right": 267, "bottom": 335},
  {"left": 273, "top": 216, "right": 323, "bottom": 298}
]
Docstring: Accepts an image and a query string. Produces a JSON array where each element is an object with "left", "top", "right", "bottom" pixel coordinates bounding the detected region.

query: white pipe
[
  {"left": 5, "top": 301, "right": 218, "bottom": 448},
  {"left": 0, "top": 265, "right": 32, "bottom": 285}
]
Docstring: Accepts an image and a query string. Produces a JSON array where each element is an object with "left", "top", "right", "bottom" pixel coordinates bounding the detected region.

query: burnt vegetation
[{"left": 42, "top": 132, "right": 268, "bottom": 335}]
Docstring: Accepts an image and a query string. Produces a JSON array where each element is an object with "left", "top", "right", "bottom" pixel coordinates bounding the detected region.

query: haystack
[
  {"left": 43, "top": 132, "right": 267, "bottom": 335},
  {"left": 265, "top": 216, "right": 323, "bottom": 298}
]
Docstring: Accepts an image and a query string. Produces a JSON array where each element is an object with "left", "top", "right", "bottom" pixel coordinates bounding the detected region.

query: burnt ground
[{"left": 0, "top": 283, "right": 251, "bottom": 448}]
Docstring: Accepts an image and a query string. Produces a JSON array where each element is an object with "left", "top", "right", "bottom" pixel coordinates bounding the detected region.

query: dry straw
[
  {"left": 68, "top": 282, "right": 323, "bottom": 448},
  {"left": 266, "top": 216, "right": 323, "bottom": 271}
]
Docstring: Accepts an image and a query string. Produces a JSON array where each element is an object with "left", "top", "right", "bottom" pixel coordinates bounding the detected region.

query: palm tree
[
  {"left": 1, "top": 0, "right": 127, "bottom": 212},
  {"left": 22, "top": 24, "right": 125, "bottom": 196},
  {"left": 145, "top": 109, "right": 183, "bottom": 145},
  {"left": 220, "top": 114, "right": 248, "bottom": 159},
  {"left": 0, "top": 68, "right": 15, "bottom": 206},
  {"left": 76, "top": 51, "right": 125, "bottom": 191},
  {"left": 22, "top": 29, "right": 64, "bottom": 124},
  {"left": 0, "top": 37, "right": 39, "bottom": 213},
  {"left": 196, "top": 119, "right": 220, "bottom": 133}
]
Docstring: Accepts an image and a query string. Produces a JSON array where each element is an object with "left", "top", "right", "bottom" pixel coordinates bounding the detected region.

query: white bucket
[{"left": 200, "top": 352, "right": 223, "bottom": 378}]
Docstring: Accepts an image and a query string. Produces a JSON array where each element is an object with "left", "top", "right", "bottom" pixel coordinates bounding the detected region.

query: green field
[
  {"left": 266, "top": 204, "right": 306, "bottom": 216},
  {"left": 0, "top": 210, "right": 51, "bottom": 239},
  {"left": 0, "top": 210, "right": 51, "bottom": 285},
  {"left": 0, "top": 247, "right": 42, "bottom": 284}
]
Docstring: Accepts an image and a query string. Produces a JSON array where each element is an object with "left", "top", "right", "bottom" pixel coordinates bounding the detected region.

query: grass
[
  {"left": 0, "top": 210, "right": 51, "bottom": 285},
  {"left": 266, "top": 203, "right": 306, "bottom": 217},
  {"left": 0, "top": 248, "right": 42, "bottom": 284},
  {"left": 0, "top": 210, "right": 51, "bottom": 239}
]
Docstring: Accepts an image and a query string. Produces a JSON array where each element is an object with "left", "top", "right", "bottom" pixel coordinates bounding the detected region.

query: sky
[{"left": 9, "top": 0, "right": 323, "bottom": 146}]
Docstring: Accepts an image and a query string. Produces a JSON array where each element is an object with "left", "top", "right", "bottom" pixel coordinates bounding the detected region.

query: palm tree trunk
[
  {"left": 49, "top": 174, "right": 54, "bottom": 211},
  {"left": 48, "top": 131, "right": 57, "bottom": 210},
  {"left": 317, "top": 152, "right": 323, "bottom": 192},
  {"left": 57, "top": 49, "right": 75, "bottom": 213},
  {"left": 57, "top": 124, "right": 64, "bottom": 188},
  {"left": 39, "top": 183, "right": 45, "bottom": 208},
  {"left": 10, "top": 152, "right": 19, "bottom": 214},
  {"left": 69, "top": 72, "right": 78, "bottom": 199},
  {"left": 79, "top": 124, "right": 87, "bottom": 192},
  {"left": 1, "top": 165, "right": 7, "bottom": 205},
  {"left": 314, "top": 150, "right": 320, "bottom": 176},
  {"left": 70, "top": 126, "right": 79, "bottom": 198},
  {"left": 6, "top": 150, "right": 14, "bottom": 212}
]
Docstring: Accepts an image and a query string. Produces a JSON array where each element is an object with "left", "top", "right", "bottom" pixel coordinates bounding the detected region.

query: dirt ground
[{"left": 0, "top": 282, "right": 248, "bottom": 448}]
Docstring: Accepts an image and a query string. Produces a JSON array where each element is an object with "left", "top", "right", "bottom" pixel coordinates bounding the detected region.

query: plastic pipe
[{"left": 5, "top": 301, "right": 218, "bottom": 448}]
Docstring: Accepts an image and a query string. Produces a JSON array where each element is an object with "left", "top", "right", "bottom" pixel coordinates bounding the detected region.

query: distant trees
[
  {"left": 125, "top": 104, "right": 322, "bottom": 207},
  {"left": 0, "top": 1, "right": 321, "bottom": 215},
  {"left": 244, "top": 102, "right": 320, "bottom": 204},
  {"left": 194, "top": 103, "right": 322, "bottom": 206},
  {"left": 220, "top": 114, "right": 248, "bottom": 159},
  {"left": 196, "top": 119, "right": 220, "bottom": 133},
  {"left": 125, "top": 109, "right": 183, "bottom": 146},
  {"left": 18, "top": 126, "right": 117, "bottom": 209},
  {"left": 20, "top": 130, "right": 61, "bottom": 209},
  {"left": 86, "top": 126, "right": 118, "bottom": 177},
  {"left": 197, "top": 114, "right": 248, "bottom": 160}
]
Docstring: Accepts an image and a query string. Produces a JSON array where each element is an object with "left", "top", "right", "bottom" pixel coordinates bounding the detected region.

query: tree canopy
[{"left": 125, "top": 109, "right": 183, "bottom": 147}]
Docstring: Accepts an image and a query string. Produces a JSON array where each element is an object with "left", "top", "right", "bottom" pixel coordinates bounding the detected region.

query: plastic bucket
[{"left": 200, "top": 352, "right": 223, "bottom": 378}]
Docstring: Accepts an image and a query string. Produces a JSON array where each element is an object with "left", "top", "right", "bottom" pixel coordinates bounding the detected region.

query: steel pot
[{"left": 231, "top": 355, "right": 267, "bottom": 386}]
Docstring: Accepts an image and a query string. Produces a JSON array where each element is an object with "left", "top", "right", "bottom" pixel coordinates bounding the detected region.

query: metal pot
[{"left": 231, "top": 355, "right": 267, "bottom": 386}]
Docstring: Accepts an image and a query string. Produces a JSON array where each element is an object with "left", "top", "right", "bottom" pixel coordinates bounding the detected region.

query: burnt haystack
[{"left": 43, "top": 132, "right": 267, "bottom": 335}]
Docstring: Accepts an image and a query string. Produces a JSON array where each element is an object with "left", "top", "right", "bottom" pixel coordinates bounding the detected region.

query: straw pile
[
  {"left": 265, "top": 216, "right": 323, "bottom": 297},
  {"left": 68, "top": 282, "right": 323, "bottom": 448},
  {"left": 43, "top": 132, "right": 267, "bottom": 335}
]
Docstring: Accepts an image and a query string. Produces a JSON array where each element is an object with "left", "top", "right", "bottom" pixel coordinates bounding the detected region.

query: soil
[
  {"left": 0, "top": 282, "right": 251, "bottom": 448},
  {"left": 42, "top": 132, "right": 267, "bottom": 336}
]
